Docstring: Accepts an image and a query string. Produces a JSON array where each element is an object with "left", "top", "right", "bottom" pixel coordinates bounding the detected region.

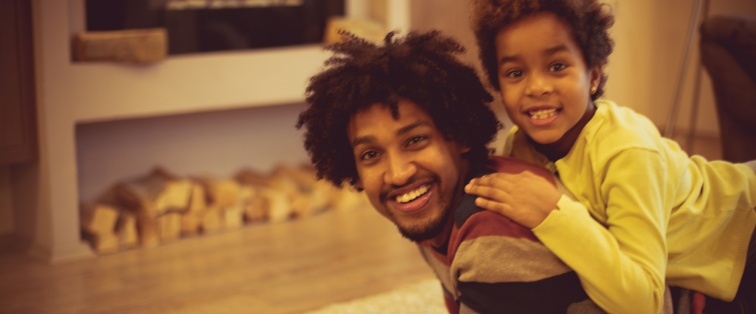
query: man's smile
[{"left": 396, "top": 185, "right": 430, "bottom": 203}]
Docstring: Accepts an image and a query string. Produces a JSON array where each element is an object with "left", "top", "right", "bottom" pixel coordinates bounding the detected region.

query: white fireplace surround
[{"left": 18, "top": 0, "right": 410, "bottom": 263}]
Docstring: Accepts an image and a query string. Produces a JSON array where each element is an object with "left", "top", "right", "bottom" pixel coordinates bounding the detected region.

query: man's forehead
[{"left": 347, "top": 101, "right": 436, "bottom": 144}]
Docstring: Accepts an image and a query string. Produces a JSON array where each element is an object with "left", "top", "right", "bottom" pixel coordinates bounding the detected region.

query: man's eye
[
  {"left": 407, "top": 135, "right": 427, "bottom": 146},
  {"left": 550, "top": 63, "right": 567, "bottom": 71},
  {"left": 360, "top": 150, "right": 379, "bottom": 161}
]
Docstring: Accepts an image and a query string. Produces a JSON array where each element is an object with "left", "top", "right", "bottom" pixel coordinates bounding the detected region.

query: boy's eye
[{"left": 549, "top": 63, "right": 567, "bottom": 71}]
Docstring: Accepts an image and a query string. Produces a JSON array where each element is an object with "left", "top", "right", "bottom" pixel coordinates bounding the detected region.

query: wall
[
  {"left": 411, "top": 0, "right": 756, "bottom": 142},
  {"left": 0, "top": 167, "right": 13, "bottom": 235},
  {"left": 607, "top": 0, "right": 756, "bottom": 139},
  {"left": 76, "top": 103, "right": 310, "bottom": 204}
]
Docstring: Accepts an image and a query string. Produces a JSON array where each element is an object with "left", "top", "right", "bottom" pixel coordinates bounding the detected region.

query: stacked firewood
[{"left": 80, "top": 163, "right": 369, "bottom": 254}]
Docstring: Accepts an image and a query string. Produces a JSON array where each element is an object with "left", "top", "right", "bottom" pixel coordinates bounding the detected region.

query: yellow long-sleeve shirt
[{"left": 504, "top": 100, "right": 756, "bottom": 314}]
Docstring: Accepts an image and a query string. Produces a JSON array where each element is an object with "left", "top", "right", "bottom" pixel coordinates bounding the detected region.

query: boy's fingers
[{"left": 474, "top": 197, "right": 511, "bottom": 214}]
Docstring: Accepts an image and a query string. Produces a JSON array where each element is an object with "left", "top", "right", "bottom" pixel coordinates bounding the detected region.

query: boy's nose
[{"left": 525, "top": 73, "right": 553, "bottom": 97}]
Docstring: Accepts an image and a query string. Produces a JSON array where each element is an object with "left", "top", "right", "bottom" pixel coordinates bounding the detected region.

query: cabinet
[{"left": 0, "top": 0, "right": 37, "bottom": 164}]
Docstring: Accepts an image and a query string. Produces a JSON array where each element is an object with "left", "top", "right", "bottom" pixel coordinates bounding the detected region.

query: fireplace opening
[{"left": 75, "top": 103, "right": 368, "bottom": 254}]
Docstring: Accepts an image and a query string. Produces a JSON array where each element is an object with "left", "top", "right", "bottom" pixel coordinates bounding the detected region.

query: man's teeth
[
  {"left": 395, "top": 185, "right": 430, "bottom": 204},
  {"left": 529, "top": 108, "right": 557, "bottom": 120}
]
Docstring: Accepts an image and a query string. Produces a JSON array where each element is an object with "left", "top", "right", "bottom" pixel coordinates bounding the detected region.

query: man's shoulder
[{"left": 454, "top": 201, "right": 538, "bottom": 242}]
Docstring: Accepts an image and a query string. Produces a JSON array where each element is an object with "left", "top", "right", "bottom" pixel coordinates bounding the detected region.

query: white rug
[{"left": 304, "top": 278, "right": 446, "bottom": 314}]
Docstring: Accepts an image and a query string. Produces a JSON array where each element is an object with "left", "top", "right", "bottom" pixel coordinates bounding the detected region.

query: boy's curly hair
[
  {"left": 296, "top": 30, "right": 501, "bottom": 187},
  {"left": 470, "top": 0, "right": 614, "bottom": 100}
]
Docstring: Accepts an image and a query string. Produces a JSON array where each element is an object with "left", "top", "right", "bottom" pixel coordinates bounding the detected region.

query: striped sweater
[{"left": 417, "top": 156, "right": 602, "bottom": 313}]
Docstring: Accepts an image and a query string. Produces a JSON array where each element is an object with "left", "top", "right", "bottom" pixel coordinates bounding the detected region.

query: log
[
  {"left": 195, "top": 176, "right": 247, "bottom": 230},
  {"left": 115, "top": 212, "right": 138, "bottom": 249},
  {"left": 157, "top": 212, "right": 182, "bottom": 242},
  {"left": 80, "top": 189, "right": 128, "bottom": 253},
  {"left": 82, "top": 232, "right": 120, "bottom": 254},
  {"left": 236, "top": 168, "right": 294, "bottom": 223},
  {"left": 115, "top": 167, "right": 194, "bottom": 218},
  {"left": 74, "top": 28, "right": 167, "bottom": 64},
  {"left": 80, "top": 203, "right": 119, "bottom": 235},
  {"left": 180, "top": 183, "right": 208, "bottom": 236},
  {"left": 324, "top": 17, "right": 387, "bottom": 44}
]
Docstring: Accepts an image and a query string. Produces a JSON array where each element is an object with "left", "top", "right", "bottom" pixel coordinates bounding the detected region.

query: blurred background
[{"left": 0, "top": 0, "right": 755, "bottom": 303}]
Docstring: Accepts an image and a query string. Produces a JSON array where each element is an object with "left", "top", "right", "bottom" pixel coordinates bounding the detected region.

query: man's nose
[{"left": 384, "top": 153, "right": 416, "bottom": 186}]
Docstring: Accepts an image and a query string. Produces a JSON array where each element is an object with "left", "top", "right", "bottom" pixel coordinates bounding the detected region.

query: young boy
[{"left": 465, "top": 0, "right": 756, "bottom": 313}]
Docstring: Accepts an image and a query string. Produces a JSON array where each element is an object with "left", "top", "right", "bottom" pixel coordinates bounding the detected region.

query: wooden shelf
[{"left": 71, "top": 45, "right": 330, "bottom": 124}]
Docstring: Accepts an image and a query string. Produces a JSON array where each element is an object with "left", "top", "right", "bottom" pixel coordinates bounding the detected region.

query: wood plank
[{"left": 0, "top": 208, "right": 435, "bottom": 313}]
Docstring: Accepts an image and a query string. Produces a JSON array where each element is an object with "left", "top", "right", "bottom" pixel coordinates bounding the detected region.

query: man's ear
[{"left": 461, "top": 144, "right": 472, "bottom": 154}]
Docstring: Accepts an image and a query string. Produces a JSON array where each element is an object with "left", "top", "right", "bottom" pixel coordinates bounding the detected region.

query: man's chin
[{"left": 396, "top": 220, "right": 446, "bottom": 243}]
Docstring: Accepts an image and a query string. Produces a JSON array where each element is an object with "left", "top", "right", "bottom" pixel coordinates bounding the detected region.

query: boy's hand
[{"left": 465, "top": 171, "right": 560, "bottom": 229}]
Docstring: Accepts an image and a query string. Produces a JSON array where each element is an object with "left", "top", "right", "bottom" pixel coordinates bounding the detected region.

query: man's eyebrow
[
  {"left": 351, "top": 136, "right": 373, "bottom": 147},
  {"left": 498, "top": 55, "right": 518, "bottom": 65},
  {"left": 351, "top": 121, "right": 430, "bottom": 147},
  {"left": 397, "top": 121, "right": 429, "bottom": 136}
]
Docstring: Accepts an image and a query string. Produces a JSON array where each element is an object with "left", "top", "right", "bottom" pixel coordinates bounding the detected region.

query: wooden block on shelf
[
  {"left": 264, "top": 188, "right": 292, "bottom": 223},
  {"left": 157, "top": 212, "right": 182, "bottom": 242},
  {"left": 324, "top": 17, "right": 387, "bottom": 44},
  {"left": 200, "top": 206, "right": 224, "bottom": 234},
  {"left": 82, "top": 232, "right": 120, "bottom": 254},
  {"left": 115, "top": 168, "right": 194, "bottom": 217},
  {"left": 195, "top": 177, "right": 241, "bottom": 209},
  {"left": 74, "top": 28, "right": 167, "bottom": 64},
  {"left": 332, "top": 187, "right": 371, "bottom": 212},
  {"left": 235, "top": 168, "right": 272, "bottom": 188},
  {"left": 223, "top": 205, "right": 244, "bottom": 230},
  {"left": 136, "top": 215, "right": 160, "bottom": 248},
  {"left": 180, "top": 213, "right": 202, "bottom": 236},
  {"left": 243, "top": 192, "right": 269, "bottom": 224},
  {"left": 80, "top": 203, "right": 120, "bottom": 235},
  {"left": 115, "top": 211, "right": 138, "bottom": 248}
]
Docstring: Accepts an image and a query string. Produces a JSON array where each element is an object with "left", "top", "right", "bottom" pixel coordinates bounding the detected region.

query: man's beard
[{"left": 395, "top": 208, "right": 450, "bottom": 243}]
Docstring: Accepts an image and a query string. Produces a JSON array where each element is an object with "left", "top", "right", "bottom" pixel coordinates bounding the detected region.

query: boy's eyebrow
[
  {"left": 498, "top": 44, "right": 570, "bottom": 64},
  {"left": 351, "top": 121, "right": 430, "bottom": 146},
  {"left": 544, "top": 44, "right": 569, "bottom": 56}
]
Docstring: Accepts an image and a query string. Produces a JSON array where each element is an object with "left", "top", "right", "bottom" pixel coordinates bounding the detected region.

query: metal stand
[{"left": 663, "top": 0, "right": 710, "bottom": 152}]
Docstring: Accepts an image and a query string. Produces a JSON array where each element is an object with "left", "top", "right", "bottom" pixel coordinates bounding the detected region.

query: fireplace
[
  {"left": 17, "top": 0, "right": 409, "bottom": 263},
  {"left": 74, "top": 103, "right": 373, "bottom": 254}
]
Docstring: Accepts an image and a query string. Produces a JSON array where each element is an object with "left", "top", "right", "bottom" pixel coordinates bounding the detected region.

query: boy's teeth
[
  {"left": 529, "top": 109, "right": 557, "bottom": 120},
  {"left": 396, "top": 185, "right": 430, "bottom": 203}
]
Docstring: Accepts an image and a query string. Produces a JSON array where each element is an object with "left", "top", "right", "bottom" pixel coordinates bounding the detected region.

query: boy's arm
[
  {"left": 533, "top": 149, "right": 669, "bottom": 313},
  {"left": 465, "top": 154, "right": 669, "bottom": 313}
]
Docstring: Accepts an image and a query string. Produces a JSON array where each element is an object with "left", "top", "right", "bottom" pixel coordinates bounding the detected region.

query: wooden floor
[
  {"left": 0, "top": 134, "right": 723, "bottom": 314},
  {"left": 0, "top": 208, "right": 435, "bottom": 314}
]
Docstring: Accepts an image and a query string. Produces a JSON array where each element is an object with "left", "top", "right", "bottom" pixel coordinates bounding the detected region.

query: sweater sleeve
[
  {"left": 533, "top": 149, "right": 669, "bottom": 314},
  {"left": 451, "top": 211, "right": 600, "bottom": 313}
]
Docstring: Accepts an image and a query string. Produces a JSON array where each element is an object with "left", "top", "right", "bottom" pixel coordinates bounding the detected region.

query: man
[{"left": 296, "top": 30, "right": 600, "bottom": 313}]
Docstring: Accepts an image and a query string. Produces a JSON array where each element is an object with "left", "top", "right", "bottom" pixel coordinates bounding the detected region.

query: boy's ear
[
  {"left": 590, "top": 66, "right": 603, "bottom": 88},
  {"left": 354, "top": 180, "right": 364, "bottom": 192}
]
